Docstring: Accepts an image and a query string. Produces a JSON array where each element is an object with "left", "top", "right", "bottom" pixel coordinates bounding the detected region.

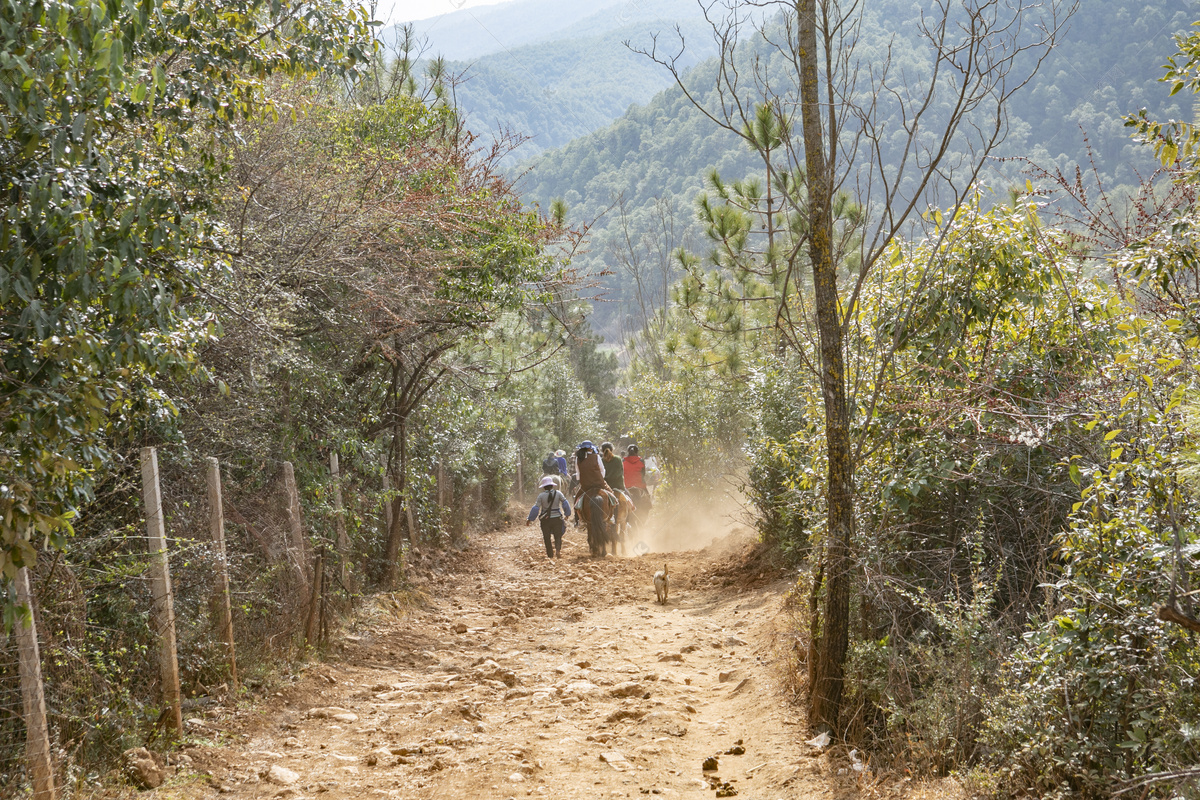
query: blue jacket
[
  {"left": 555, "top": 455, "right": 568, "bottom": 477},
  {"left": 528, "top": 489, "right": 571, "bottom": 521}
]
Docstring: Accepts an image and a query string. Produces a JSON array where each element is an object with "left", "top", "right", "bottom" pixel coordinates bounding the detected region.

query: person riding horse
[
  {"left": 574, "top": 441, "right": 620, "bottom": 556},
  {"left": 574, "top": 441, "right": 610, "bottom": 498},
  {"left": 623, "top": 444, "right": 652, "bottom": 518}
]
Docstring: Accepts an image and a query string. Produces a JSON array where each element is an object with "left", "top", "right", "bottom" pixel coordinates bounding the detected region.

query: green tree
[
  {"left": 0, "top": 0, "right": 370, "bottom": 600},
  {"left": 209, "top": 85, "right": 567, "bottom": 586},
  {"left": 636, "top": 0, "right": 1070, "bottom": 729}
]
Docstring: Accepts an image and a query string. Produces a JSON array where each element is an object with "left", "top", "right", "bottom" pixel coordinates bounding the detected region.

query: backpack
[
  {"left": 538, "top": 490, "right": 562, "bottom": 520},
  {"left": 541, "top": 454, "right": 558, "bottom": 474}
]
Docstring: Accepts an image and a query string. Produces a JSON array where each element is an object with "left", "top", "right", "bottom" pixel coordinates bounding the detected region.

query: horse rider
[
  {"left": 554, "top": 449, "right": 569, "bottom": 481},
  {"left": 575, "top": 441, "right": 614, "bottom": 502},
  {"left": 600, "top": 442, "right": 632, "bottom": 510},
  {"left": 541, "top": 450, "right": 560, "bottom": 482},
  {"left": 526, "top": 475, "right": 571, "bottom": 559},
  {"left": 623, "top": 444, "right": 651, "bottom": 511}
]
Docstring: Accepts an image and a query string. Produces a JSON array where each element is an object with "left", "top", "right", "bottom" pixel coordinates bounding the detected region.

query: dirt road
[{"left": 181, "top": 519, "right": 846, "bottom": 800}]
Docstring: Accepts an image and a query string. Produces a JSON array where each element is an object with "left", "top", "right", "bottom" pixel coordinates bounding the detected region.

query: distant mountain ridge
[
  {"left": 385, "top": 0, "right": 714, "bottom": 160},
  {"left": 447, "top": 15, "right": 718, "bottom": 159},
  {"left": 397, "top": 0, "right": 691, "bottom": 62},
  {"left": 516, "top": 0, "right": 1196, "bottom": 339}
]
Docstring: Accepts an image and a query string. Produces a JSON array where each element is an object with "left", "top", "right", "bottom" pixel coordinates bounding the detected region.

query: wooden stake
[
  {"left": 330, "top": 453, "right": 350, "bottom": 589},
  {"left": 281, "top": 461, "right": 310, "bottom": 592},
  {"left": 405, "top": 503, "right": 419, "bottom": 553},
  {"left": 14, "top": 567, "right": 55, "bottom": 800},
  {"left": 140, "top": 447, "right": 183, "bottom": 735},
  {"left": 304, "top": 549, "right": 325, "bottom": 647},
  {"left": 436, "top": 461, "right": 444, "bottom": 508},
  {"left": 206, "top": 457, "right": 238, "bottom": 692}
]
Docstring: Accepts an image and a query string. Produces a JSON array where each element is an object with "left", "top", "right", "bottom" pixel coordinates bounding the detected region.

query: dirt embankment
[{"left": 131, "top": 518, "right": 943, "bottom": 800}]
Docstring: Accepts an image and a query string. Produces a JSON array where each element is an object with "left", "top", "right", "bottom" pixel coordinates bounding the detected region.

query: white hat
[
  {"left": 539, "top": 476, "right": 557, "bottom": 488},
  {"left": 555, "top": 449, "right": 565, "bottom": 457}
]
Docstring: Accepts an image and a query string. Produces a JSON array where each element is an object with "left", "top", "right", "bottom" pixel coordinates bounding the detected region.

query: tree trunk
[
  {"left": 798, "top": 0, "right": 853, "bottom": 732},
  {"left": 384, "top": 416, "right": 416, "bottom": 587}
]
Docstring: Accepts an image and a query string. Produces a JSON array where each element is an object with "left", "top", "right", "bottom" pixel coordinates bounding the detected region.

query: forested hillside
[
  {"left": 395, "top": 0, "right": 628, "bottom": 61},
  {"left": 520, "top": 0, "right": 1195, "bottom": 338},
  {"left": 445, "top": 16, "right": 718, "bottom": 159}
]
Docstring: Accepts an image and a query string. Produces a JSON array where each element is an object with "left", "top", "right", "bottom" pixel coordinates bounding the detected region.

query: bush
[{"left": 981, "top": 447, "right": 1200, "bottom": 798}]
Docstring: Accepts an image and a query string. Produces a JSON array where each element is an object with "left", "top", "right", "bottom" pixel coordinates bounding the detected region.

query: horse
[
  {"left": 626, "top": 486, "right": 651, "bottom": 534},
  {"left": 540, "top": 473, "right": 566, "bottom": 493},
  {"left": 612, "top": 491, "right": 637, "bottom": 555},
  {"left": 577, "top": 488, "right": 619, "bottom": 557}
]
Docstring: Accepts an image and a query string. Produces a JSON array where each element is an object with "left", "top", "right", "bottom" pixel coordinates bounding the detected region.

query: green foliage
[
  {"left": 1127, "top": 20, "right": 1200, "bottom": 176},
  {"left": 846, "top": 536, "right": 1004, "bottom": 775},
  {"left": 982, "top": 444, "right": 1200, "bottom": 798},
  {"left": 0, "top": 0, "right": 371, "bottom": 592},
  {"left": 621, "top": 373, "right": 743, "bottom": 497}
]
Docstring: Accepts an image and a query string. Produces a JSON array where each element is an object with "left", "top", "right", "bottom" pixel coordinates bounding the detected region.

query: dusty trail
[{"left": 183, "top": 520, "right": 841, "bottom": 800}]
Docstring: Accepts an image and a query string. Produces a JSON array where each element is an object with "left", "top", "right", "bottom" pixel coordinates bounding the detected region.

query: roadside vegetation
[
  {"left": 4, "top": 0, "right": 1200, "bottom": 796},
  {"left": 616, "top": 6, "right": 1200, "bottom": 794}
]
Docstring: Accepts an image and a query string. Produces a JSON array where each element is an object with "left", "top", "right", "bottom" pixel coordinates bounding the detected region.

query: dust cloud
[{"left": 626, "top": 481, "right": 754, "bottom": 555}]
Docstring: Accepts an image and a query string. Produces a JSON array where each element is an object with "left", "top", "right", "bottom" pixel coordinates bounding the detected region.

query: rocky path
[{"left": 181, "top": 520, "right": 846, "bottom": 800}]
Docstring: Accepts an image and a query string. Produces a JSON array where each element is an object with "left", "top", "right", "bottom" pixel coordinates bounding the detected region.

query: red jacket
[{"left": 623, "top": 455, "right": 646, "bottom": 489}]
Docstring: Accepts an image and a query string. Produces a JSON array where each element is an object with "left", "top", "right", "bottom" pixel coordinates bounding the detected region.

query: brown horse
[
  {"left": 576, "top": 488, "right": 619, "bottom": 557},
  {"left": 576, "top": 489, "right": 637, "bottom": 557}
]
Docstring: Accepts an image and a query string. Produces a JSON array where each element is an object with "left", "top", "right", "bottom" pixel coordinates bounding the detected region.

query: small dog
[{"left": 653, "top": 563, "right": 670, "bottom": 605}]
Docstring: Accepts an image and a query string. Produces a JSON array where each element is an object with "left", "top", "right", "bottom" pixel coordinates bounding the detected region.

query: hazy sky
[{"left": 374, "top": 0, "right": 509, "bottom": 25}]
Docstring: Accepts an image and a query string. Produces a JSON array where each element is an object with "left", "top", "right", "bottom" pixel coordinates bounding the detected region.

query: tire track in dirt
[{"left": 180, "top": 522, "right": 845, "bottom": 800}]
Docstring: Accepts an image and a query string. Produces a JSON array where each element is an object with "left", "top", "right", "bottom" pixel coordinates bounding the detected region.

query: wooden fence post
[
  {"left": 330, "top": 453, "right": 350, "bottom": 589},
  {"left": 405, "top": 503, "right": 418, "bottom": 553},
  {"left": 436, "top": 461, "right": 445, "bottom": 508},
  {"left": 140, "top": 447, "right": 183, "bottom": 735},
  {"left": 303, "top": 549, "right": 325, "bottom": 648},
  {"left": 14, "top": 567, "right": 55, "bottom": 800},
  {"left": 206, "top": 457, "right": 238, "bottom": 693},
  {"left": 281, "top": 461, "right": 310, "bottom": 593}
]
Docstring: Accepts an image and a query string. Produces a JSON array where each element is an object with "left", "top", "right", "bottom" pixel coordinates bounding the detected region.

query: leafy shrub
[{"left": 981, "top": 447, "right": 1200, "bottom": 798}]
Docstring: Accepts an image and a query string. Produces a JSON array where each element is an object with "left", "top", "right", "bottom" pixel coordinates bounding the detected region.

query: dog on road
[{"left": 653, "top": 564, "right": 669, "bottom": 605}]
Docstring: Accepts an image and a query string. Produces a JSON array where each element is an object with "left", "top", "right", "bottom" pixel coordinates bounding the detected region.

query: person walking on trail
[
  {"left": 526, "top": 475, "right": 571, "bottom": 558},
  {"left": 601, "top": 442, "right": 625, "bottom": 492}
]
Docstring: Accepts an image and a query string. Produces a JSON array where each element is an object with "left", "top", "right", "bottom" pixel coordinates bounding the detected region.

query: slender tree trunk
[
  {"left": 384, "top": 416, "right": 411, "bottom": 587},
  {"left": 797, "top": 0, "right": 853, "bottom": 732}
]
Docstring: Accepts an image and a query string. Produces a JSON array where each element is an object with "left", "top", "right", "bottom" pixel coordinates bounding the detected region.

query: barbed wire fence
[
  {"left": 0, "top": 443, "right": 423, "bottom": 798},
  {"left": 0, "top": 432, "right": 498, "bottom": 797}
]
